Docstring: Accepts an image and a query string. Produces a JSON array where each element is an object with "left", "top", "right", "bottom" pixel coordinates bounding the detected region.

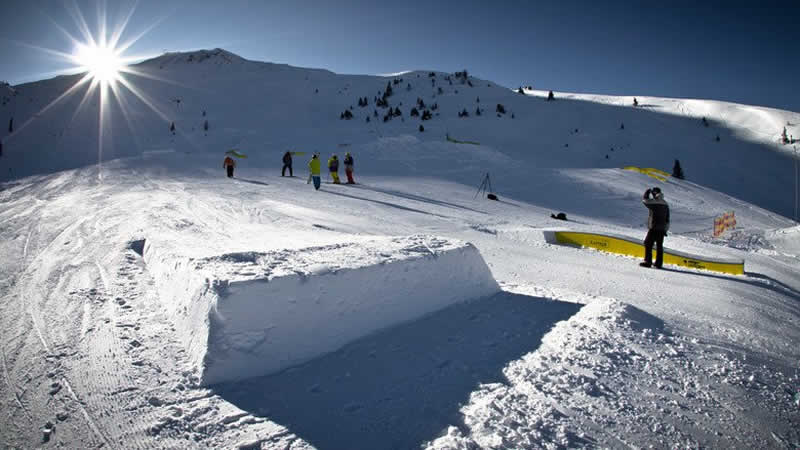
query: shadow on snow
[
  {"left": 322, "top": 188, "right": 451, "bottom": 219},
  {"left": 215, "top": 292, "right": 581, "bottom": 450}
]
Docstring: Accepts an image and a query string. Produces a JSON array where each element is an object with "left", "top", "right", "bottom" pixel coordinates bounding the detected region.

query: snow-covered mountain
[
  {"left": 0, "top": 50, "right": 798, "bottom": 449},
  {"left": 1, "top": 48, "right": 798, "bottom": 217}
]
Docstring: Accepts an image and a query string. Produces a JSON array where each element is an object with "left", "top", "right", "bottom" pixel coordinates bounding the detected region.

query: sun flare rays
[{"left": 8, "top": 1, "right": 173, "bottom": 180}]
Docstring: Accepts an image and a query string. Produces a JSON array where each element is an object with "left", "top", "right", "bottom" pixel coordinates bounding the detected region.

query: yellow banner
[{"left": 622, "top": 166, "right": 669, "bottom": 181}]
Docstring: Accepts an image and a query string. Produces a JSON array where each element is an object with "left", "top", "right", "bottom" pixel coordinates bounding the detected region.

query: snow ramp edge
[{"left": 144, "top": 235, "right": 500, "bottom": 385}]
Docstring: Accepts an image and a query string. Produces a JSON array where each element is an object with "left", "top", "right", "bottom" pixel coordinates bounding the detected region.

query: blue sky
[{"left": 2, "top": 0, "right": 798, "bottom": 111}]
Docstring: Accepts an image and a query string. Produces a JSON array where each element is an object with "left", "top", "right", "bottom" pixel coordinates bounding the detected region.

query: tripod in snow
[{"left": 474, "top": 172, "right": 498, "bottom": 201}]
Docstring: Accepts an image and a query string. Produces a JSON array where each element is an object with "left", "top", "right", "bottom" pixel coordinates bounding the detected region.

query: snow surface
[
  {"left": 147, "top": 235, "right": 498, "bottom": 385},
  {"left": 0, "top": 50, "right": 799, "bottom": 449}
]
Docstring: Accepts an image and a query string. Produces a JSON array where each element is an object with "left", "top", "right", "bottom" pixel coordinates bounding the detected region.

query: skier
[
  {"left": 640, "top": 187, "right": 670, "bottom": 268},
  {"left": 344, "top": 152, "right": 355, "bottom": 184},
  {"left": 282, "top": 151, "right": 293, "bottom": 177},
  {"left": 223, "top": 155, "right": 236, "bottom": 178},
  {"left": 308, "top": 153, "right": 321, "bottom": 190},
  {"left": 328, "top": 154, "right": 340, "bottom": 184}
]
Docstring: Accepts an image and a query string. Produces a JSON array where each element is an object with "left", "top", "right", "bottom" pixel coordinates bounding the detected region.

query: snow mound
[
  {"left": 427, "top": 299, "right": 668, "bottom": 449},
  {"left": 145, "top": 235, "right": 499, "bottom": 385}
]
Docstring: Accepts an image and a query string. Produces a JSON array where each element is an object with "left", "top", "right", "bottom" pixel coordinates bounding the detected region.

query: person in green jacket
[{"left": 308, "top": 153, "right": 321, "bottom": 190}]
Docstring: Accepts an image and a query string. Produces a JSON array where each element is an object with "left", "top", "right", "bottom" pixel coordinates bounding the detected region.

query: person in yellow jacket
[
  {"left": 328, "top": 154, "right": 341, "bottom": 184},
  {"left": 308, "top": 153, "right": 321, "bottom": 190}
]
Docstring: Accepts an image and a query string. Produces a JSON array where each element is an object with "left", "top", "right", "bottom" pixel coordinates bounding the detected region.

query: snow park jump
[
  {"left": 544, "top": 230, "right": 745, "bottom": 275},
  {"left": 145, "top": 235, "right": 499, "bottom": 385}
]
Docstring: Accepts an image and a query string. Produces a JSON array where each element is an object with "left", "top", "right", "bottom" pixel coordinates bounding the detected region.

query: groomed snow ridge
[{"left": 144, "top": 235, "right": 500, "bottom": 385}]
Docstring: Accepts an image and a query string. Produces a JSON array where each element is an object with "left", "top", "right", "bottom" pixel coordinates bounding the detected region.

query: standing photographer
[{"left": 641, "top": 187, "right": 670, "bottom": 268}]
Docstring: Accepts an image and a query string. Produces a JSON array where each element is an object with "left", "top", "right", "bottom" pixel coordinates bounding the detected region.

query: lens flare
[
  {"left": 7, "top": 1, "right": 175, "bottom": 181},
  {"left": 74, "top": 43, "right": 123, "bottom": 84}
]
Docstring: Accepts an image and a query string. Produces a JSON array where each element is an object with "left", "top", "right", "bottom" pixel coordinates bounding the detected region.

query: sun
[{"left": 73, "top": 43, "right": 123, "bottom": 84}]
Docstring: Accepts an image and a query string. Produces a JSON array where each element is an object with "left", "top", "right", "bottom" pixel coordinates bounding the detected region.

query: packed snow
[
  {"left": 0, "top": 49, "right": 798, "bottom": 449},
  {"left": 147, "top": 235, "right": 498, "bottom": 385}
]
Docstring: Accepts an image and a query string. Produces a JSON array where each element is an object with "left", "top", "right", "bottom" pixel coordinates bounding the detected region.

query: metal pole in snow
[{"left": 795, "top": 145, "right": 798, "bottom": 222}]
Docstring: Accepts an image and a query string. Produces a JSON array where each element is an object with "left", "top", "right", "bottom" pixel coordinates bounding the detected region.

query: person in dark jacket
[
  {"left": 282, "top": 151, "right": 293, "bottom": 177},
  {"left": 343, "top": 152, "right": 355, "bottom": 184},
  {"left": 641, "top": 187, "right": 670, "bottom": 268},
  {"left": 223, "top": 155, "right": 236, "bottom": 178}
]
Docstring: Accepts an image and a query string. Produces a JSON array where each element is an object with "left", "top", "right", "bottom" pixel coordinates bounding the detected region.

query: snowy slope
[
  {"left": 1, "top": 156, "right": 798, "bottom": 449},
  {"left": 0, "top": 50, "right": 799, "bottom": 449},
  {"left": 1, "top": 48, "right": 799, "bottom": 218}
]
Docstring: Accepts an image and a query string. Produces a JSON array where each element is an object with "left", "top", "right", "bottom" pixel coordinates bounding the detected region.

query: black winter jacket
[{"left": 643, "top": 195, "right": 670, "bottom": 231}]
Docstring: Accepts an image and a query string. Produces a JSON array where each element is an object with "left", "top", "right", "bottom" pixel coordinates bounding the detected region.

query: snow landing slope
[{"left": 0, "top": 50, "right": 798, "bottom": 449}]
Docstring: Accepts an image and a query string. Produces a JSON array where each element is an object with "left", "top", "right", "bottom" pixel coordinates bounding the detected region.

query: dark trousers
[
  {"left": 226, "top": 166, "right": 234, "bottom": 178},
  {"left": 643, "top": 229, "right": 666, "bottom": 266},
  {"left": 282, "top": 164, "right": 292, "bottom": 176}
]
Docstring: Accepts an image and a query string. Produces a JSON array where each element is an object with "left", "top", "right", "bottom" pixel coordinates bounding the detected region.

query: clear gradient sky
[{"left": 2, "top": 0, "right": 798, "bottom": 111}]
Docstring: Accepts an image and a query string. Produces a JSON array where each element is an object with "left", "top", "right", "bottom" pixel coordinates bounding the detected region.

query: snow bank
[
  {"left": 144, "top": 235, "right": 499, "bottom": 385},
  {"left": 427, "top": 298, "right": 667, "bottom": 449}
]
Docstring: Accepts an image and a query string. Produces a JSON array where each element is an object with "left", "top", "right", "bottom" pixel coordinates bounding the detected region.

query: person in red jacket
[
  {"left": 344, "top": 152, "right": 355, "bottom": 184},
  {"left": 223, "top": 155, "right": 236, "bottom": 178}
]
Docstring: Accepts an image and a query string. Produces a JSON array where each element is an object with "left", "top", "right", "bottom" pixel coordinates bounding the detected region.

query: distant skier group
[
  {"left": 224, "top": 150, "right": 356, "bottom": 190},
  {"left": 306, "top": 152, "right": 355, "bottom": 190}
]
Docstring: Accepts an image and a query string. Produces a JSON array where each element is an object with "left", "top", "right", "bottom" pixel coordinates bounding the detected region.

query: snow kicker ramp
[
  {"left": 543, "top": 230, "right": 744, "bottom": 275},
  {"left": 145, "top": 235, "right": 499, "bottom": 385}
]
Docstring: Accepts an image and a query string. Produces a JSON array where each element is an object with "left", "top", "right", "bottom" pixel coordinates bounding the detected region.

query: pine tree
[
  {"left": 170, "top": 122, "right": 175, "bottom": 133},
  {"left": 672, "top": 159, "right": 685, "bottom": 179},
  {"left": 385, "top": 81, "right": 393, "bottom": 97},
  {"left": 781, "top": 127, "right": 789, "bottom": 144},
  {"left": 419, "top": 124, "right": 424, "bottom": 132},
  {"left": 496, "top": 104, "right": 506, "bottom": 114},
  {"left": 518, "top": 87, "right": 524, "bottom": 94},
  {"left": 8, "top": 117, "right": 12, "bottom": 133},
  {"left": 633, "top": 97, "right": 638, "bottom": 107},
  {"left": 547, "top": 90, "right": 554, "bottom": 101},
  {"left": 204, "top": 120, "right": 208, "bottom": 131},
  {"left": 410, "top": 107, "right": 419, "bottom": 117}
]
